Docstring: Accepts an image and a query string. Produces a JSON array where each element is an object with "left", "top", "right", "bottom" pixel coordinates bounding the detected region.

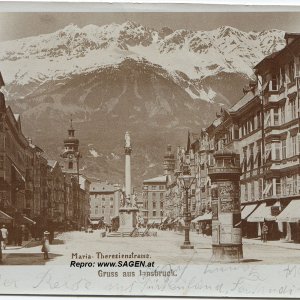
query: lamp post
[{"left": 179, "top": 164, "right": 195, "bottom": 249}]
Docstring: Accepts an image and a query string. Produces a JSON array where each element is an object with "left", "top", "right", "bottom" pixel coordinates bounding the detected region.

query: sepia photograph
[{"left": 1, "top": 2, "right": 300, "bottom": 297}]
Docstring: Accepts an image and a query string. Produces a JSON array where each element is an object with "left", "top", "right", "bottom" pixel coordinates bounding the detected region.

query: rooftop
[
  {"left": 90, "top": 181, "right": 117, "bottom": 193},
  {"left": 143, "top": 175, "right": 167, "bottom": 184}
]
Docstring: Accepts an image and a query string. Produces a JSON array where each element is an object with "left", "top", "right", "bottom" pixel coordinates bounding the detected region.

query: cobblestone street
[{"left": 2, "top": 230, "right": 300, "bottom": 265}]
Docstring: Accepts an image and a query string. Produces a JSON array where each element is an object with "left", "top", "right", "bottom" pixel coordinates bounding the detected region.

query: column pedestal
[{"left": 118, "top": 207, "right": 139, "bottom": 234}]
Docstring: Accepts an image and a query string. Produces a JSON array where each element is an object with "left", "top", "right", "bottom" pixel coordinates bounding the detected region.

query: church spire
[{"left": 68, "top": 115, "right": 75, "bottom": 137}]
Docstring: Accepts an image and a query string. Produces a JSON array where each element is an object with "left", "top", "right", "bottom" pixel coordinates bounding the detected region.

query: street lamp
[{"left": 178, "top": 164, "right": 195, "bottom": 249}]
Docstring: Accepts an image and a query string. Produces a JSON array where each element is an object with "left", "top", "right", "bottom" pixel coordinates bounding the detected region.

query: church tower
[
  {"left": 61, "top": 118, "right": 81, "bottom": 174},
  {"left": 163, "top": 145, "right": 175, "bottom": 176}
]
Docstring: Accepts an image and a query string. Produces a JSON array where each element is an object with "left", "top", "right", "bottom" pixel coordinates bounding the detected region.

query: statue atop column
[{"left": 125, "top": 131, "right": 131, "bottom": 148}]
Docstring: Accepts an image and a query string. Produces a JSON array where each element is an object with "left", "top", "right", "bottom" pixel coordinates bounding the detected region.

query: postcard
[{"left": 1, "top": 2, "right": 300, "bottom": 298}]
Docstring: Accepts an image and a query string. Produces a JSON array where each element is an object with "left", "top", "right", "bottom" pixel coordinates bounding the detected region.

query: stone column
[
  {"left": 125, "top": 142, "right": 132, "bottom": 201},
  {"left": 208, "top": 150, "right": 243, "bottom": 262},
  {"left": 117, "top": 132, "right": 139, "bottom": 235}
]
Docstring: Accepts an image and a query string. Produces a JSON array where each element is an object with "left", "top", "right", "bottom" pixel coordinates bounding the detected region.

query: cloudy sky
[{"left": 1, "top": 9, "right": 300, "bottom": 42}]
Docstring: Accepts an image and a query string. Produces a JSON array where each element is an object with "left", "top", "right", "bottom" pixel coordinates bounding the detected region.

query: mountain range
[{"left": 0, "top": 21, "right": 286, "bottom": 187}]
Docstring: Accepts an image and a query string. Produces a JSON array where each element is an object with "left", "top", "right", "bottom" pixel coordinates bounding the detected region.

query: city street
[{"left": 2, "top": 230, "right": 300, "bottom": 265}]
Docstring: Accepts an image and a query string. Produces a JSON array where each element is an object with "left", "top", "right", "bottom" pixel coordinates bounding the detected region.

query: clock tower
[{"left": 61, "top": 118, "right": 81, "bottom": 175}]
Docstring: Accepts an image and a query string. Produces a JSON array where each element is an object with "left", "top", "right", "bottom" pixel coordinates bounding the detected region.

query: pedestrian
[
  {"left": 262, "top": 222, "right": 268, "bottom": 243},
  {"left": 41, "top": 231, "right": 50, "bottom": 260},
  {"left": 0, "top": 225, "right": 8, "bottom": 250}
]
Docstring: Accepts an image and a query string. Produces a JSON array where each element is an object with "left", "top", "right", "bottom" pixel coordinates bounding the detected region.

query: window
[
  {"left": 265, "top": 144, "right": 272, "bottom": 162},
  {"left": 281, "top": 105, "right": 285, "bottom": 124},
  {"left": 160, "top": 202, "right": 163, "bottom": 209},
  {"left": 95, "top": 206, "right": 98, "bottom": 214},
  {"left": 282, "top": 177, "right": 287, "bottom": 196},
  {"left": 160, "top": 211, "right": 163, "bottom": 217},
  {"left": 242, "top": 147, "right": 247, "bottom": 172},
  {"left": 251, "top": 181, "right": 254, "bottom": 200},
  {"left": 291, "top": 100, "right": 297, "bottom": 120},
  {"left": 259, "top": 179, "right": 263, "bottom": 199},
  {"left": 275, "top": 142, "right": 281, "bottom": 160},
  {"left": 256, "top": 141, "right": 262, "bottom": 168},
  {"left": 274, "top": 108, "right": 279, "bottom": 126},
  {"left": 281, "top": 66, "right": 286, "bottom": 86},
  {"left": 160, "top": 192, "right": 164, "bottom": 199},
  {"left": 289, "top": 61, "right": 295, "bottom": 83},
  {"left": 270, "top": 74, "right": 278, "bottom": 91},
  {"left": 0, "top": 155, "right": 4, "bottom": 170},
  {"left": 291, "top": 135, "right": 297, "bottom": 156},
  {"left": 153, "top": 211, "right": 156, "bottom": 217},
  {"left": 248, "top": 145, "right": 254, "bottom": 170},
  {"left": 263, "top": 180, "right": 273, "bottom": 197},
  {"left": 276, "top": 178, "right": 281, "bottom": 196},
  {"left": 68, "top": 161, "right": 73, "bottom": 169},
  {"left": 153, "top": 201, "right": 156, "bottom": 209},
  {"left": 293, "top": 174, "right": 298, "bottom": 194},
  {"left": 152, "top": 186, "right": 157, "bottom": 190},
  {"left": 282, "top": 139, "right": 287, "bottom": 159},
  {"left": 159, "top": 185, "right": 164, "bottom": 190},
  {"left": 265, "top": 110, "right": 271, "bottom": 127},
  {"left": 257, "top": 112, "right": 261, "bottom": 128},
  {"left": 244, "top": 184, "right": 248, "bottom": 202}
]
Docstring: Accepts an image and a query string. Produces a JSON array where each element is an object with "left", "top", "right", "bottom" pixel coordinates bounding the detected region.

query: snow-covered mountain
[
  {"left": 0, "top": 21, "right": 285, "bottom": 102},
  {"left": 0, "top": 22, "right": 286, "bottom": 184}
]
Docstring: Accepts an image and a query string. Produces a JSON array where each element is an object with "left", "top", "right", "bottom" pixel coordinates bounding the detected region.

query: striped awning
[
  {"left": 0, "top": 210, "right": 13, "bottom": 222},
  {"left": 276, "top": 200, "right": 300, "bottom": 223},
  {"left": 241, "top": 204, "right": 258, "bottom": 220},
  {"left": 247, "top": 203, "right": 275, "bottom": 222},
  {"left": 192, "top": 212, "right": 212, "bottom": 223}
]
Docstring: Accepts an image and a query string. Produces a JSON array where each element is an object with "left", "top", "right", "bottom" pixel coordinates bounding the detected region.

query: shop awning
[
  {"left": 192, "top": 212, "right": 212, "bottom": 223},
  {"left": 247, "top": 203, "right": 275, "bottom": 222},
  {"left": 90, "top": 220, "right": 100, "bottom": 225},
  {"left": 242, "top": 204, "right": 258, "bottom": 220},
  {"left": 161, "top": 217, "right": 168, "bottom": 223},
  {"left": 148, "top": 218, "right": 161, "bottom": 224},
  {"left": 276, "top": 200, "right": 300, "bottom": 223},
  {"left": 0, "top": 210, "right": 13, "bottom": 222},
  {"left": 22, "top": 216, "right": 36, "bottom": 225}
]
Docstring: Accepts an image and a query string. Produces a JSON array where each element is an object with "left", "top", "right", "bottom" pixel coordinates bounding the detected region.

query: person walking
[
  {"left": 0, "top": 225, "right": 8, "bottom": 249},
  {"left": 262, "top": 222, "right": 268, "bottom": 243},
  {"left": 41, "top": 231, "right": 50, "bottom": 260}
]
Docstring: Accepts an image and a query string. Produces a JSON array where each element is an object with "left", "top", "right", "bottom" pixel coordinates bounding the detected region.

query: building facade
[
  {"left": 89, "top": 181, "right": 121, "bottom": 225},
  {"left": 142, "top": 175, "right": 167, "bottom": 225}
]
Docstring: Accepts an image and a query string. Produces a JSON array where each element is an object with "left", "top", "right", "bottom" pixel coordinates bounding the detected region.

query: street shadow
[
  {"left": 1, "top": 253, "right": 63, "bottom": 265},
  {"left": 50, "top": 238, "right": 64, "bottom": 245},
  {"left": 24, "top": 238, "right": 65, "bottom": 248},
  {"left": 240, "top": 259, "right": 263, "bottom": 263}
]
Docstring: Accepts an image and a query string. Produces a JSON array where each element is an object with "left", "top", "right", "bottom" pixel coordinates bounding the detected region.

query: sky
[{"left": 1, "top": 10, "right": 300, "bottom": 42}]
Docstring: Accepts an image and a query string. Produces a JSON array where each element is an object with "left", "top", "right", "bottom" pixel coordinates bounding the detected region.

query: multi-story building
[
  {"left": 89, "top": 181, "right": 121, "bottom": 225},
  {"left": 143, "top": 175, "right": 167, "bottom": 225},
  {"left": 0, "top": 77, "right": 45, "bottom": 227},
  {"left": 79, "top": 175, "right": 91, "bottom": 228},
  {"left": 190, "top": 32, "right": 300, "bottom": 242}
]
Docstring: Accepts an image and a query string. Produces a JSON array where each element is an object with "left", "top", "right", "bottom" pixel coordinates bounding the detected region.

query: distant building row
[
  {"left": 0, "top": 73, "right": 90, "bottom": 232},
  {"left": 162, "top": 33, "right": 300, "bottom": 242}
]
